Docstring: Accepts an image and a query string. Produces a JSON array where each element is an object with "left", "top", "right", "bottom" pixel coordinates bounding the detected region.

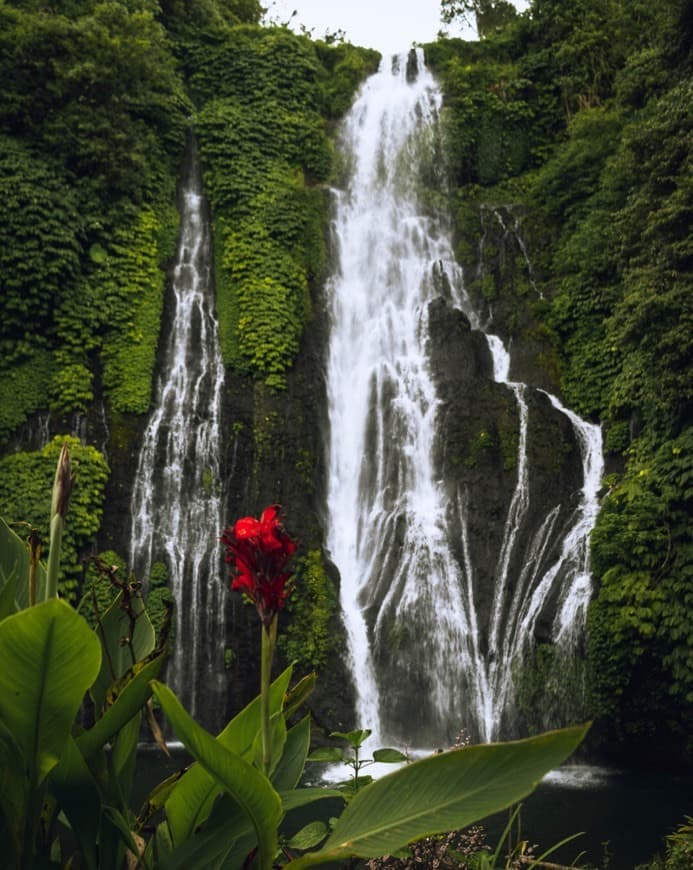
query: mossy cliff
[{"left": 0, "top": 0, "right": 690, "bottom": 766}]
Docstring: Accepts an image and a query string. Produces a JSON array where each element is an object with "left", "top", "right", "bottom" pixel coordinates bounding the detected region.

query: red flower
[{"left": 221, "top": 505, "right": 297, "bottom": 625}]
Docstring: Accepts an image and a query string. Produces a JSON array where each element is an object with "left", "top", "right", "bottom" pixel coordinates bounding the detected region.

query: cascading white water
[
  {"left": 326, "top": 51, "right": 603, "bottom": 747},
  {"left": 129, "top": 147, "right": 227, "bottom": 729}
]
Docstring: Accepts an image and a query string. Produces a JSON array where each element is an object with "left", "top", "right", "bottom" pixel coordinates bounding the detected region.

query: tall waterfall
[
  {"left": 326, "top": 51, "right": 603, "bottom": 747},
  {"left": 129, "top": 145, "right": 227, "bottom": 730}
]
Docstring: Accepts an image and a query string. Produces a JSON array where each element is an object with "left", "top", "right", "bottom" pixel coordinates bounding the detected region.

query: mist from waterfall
[
  {"left": 325, "top": 51, "right": 603, "bottom": 746},
  {"left": 128, "top": 145, "right": 227, "bottom": 730}
]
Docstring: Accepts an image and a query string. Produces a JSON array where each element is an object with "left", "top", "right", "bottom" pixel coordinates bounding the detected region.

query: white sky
[{"left": 264, "top": 1, "right": 529, "bottom": 55}]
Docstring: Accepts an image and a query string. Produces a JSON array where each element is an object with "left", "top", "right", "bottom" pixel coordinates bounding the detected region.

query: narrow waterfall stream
[
  {"left": 129, "top": 145, "right": 227, "bottom": 730},
  {"left": 326, "top": 51, "right": 603, "bottom": 747}
]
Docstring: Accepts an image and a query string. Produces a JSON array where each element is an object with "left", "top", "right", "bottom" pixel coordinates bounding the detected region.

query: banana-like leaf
[
  {"left": 77, "top": 651, "right": 166, "bottom": 761},
  {"left": 156, "top": 794, "right": 251, "bottom": 870},
  {"left": 49, "top": 736, "right": 101, "bottom": 870},
  {"left": 0, "top": 517, "right": 46, "bottom": 610},
  {"left": 0, "top": 570, "right": 18, "bottom": 620},
  {"left": 0, "top": 598, "right": 101, "bottom": 785},
  {"left": 164, "top": 666, "right": 292, "bottom": 846},
  {"left": 152, "top": 681, "right": 282, "bottom": 870},
  {"left": 0, "top": 719, "right": 28, "bottom": 865},
  {"left": 252, "top": 710, "right": 287, "bottom": 776},
  {"left": 282, "top": 672, "right": 316, "bottom": 719},
  {"left": 91, "top": 589, "right": 156, "bottom": 713},
  {"left": 272, "top": 715, "right": 311, "bottom": 792},
  {"left": 286, "top": 724, "right": 589, "bottom": 867},
  {"left": 279, "top": 787, "right": 344, "bottom": 813}
]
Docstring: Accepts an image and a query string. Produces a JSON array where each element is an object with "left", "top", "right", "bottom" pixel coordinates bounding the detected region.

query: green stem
[
  {"left": 45, "top": 515, "right": 63, "bottom": 600},
  {"left": 260, "top": 615, "right": 278, "bottom": 776}
]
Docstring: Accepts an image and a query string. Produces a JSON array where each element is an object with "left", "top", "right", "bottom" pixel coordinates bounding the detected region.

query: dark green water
[
  {"left": 484, "top": 765, "right": 692, "bottom": 869},
  {"left": 135, "top": 750, "right": 691, "bottom": 868}
]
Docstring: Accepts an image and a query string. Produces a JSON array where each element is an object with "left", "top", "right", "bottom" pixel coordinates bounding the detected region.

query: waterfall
[
  {"left": 326, "top": 51, "right": 603, "bottom": 747},
  {"left": 129, "top": 144, "right": 227, "bottom": 730}
]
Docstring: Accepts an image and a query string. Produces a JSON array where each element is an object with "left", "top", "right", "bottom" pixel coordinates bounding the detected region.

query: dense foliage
[
  {"left": 1, "top": 0, "right": 690, "bottom": 770},
  {"left": 181, "top": 25, "right": 377, "bottom": 387},
  {"left": 0, "top": 1, "right": 375, "bottom": 631},
  {"left": 0, "top": 436, "right": 109, "bottom": 601},
  {"left": 433, "top": 0, "right": 692, "bottom": 763}
]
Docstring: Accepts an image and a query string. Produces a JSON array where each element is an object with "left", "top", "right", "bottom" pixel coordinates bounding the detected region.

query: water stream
[
  {"left": 325, "top": 51, "right": 603, "bottom": 746},
  {"left": 129, "top": 145, "right": 227, "bottom": 729}
]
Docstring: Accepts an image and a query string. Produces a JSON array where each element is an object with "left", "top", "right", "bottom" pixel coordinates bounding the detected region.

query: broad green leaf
[
  {"left": 101, "top": 805, "right": 142, "bottom": 870},
  {"left": 49, "top": 736, "right": 101, "bottom": 870},
  {"left": 152, "top": 681, "right": 282, "bottom": 870},
  {"left": 331, "top": 729, "right": 371, "bottom": 749},
  {"left": 283, "top": 672, "right": 316, "bottom": 719},
  {"left": 252, "top": 710, "right": 287, "bottom": 776},
  {"left": 372, "top": 748, "right": 408, "bottom": 763},
  {"left": 0, "top": 719, "right": 28, "bottom": 865},
  {"left": 109, "top": 712, "right": 141, "bottom": 804},
  {"left": 0, "top": 598, "right": 101, "bottom": 785},
  {"left": 165, "top": 666, "right": 292, "bottom": 846},
  {"left": 0, "top": 569, "right": 18, "bottom": 620},
  {"left": 0, "top": 517, "right": 46, "bottom": 610},
  {"left": 280, "top": 787, "right": 344, "bottom": 813},
  {"left": 287, "top": 724, "right": 589, "bottom": 867},
  {"left": 157, "top": 794, "right": 251, "bottom": 870},
  {"left": 307, "top": 747, "right": 345, "bottom": 762},
  {"left": 287, "top": 821, "right": 328, "bottom": 850},
  {"left": 77, "top": 651, "right": 165, "bottom": 760},
  {"left": 91, "top": 589, "right": 156, "bottom": 713},
  {"left": 272, "top": 715, "right": 311, "bottom": 792}
]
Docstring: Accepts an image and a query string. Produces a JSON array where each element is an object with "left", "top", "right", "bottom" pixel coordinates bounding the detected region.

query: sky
[{"left": 264, "top": 1, "right": 529, "bottom": 56}]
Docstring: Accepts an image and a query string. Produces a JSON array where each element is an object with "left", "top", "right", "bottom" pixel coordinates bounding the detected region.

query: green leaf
[
  {"left": 287, "top": 724, "right": 589, "bottom": 867},
  {"left": 0, "top": 598, "right": 101, "bottom": 785},
  {"left": 287, "top": 821, "right": 329, "bottom": 850},
  {"left": 165, "top": 666, "right": 292, "bottom": 846},
  {"left": 0, "top": 517, "right": 46, "bottom": 610},
  {"left": 0, "top": 569, "right": 18, "bottom": 620},
  {"left": 283, "top": 672, "right": 316, "bottom": 719},
  {"left": 372, "top": 748, "right": 408, "bottom": 763},
  {"left": 307, "top": 747, "right": 345, "bottom": 763},
  {"left": 152, "top": 680, "right": 282, "bottom": 870},
  {"left": 0, "top": 719, "right": 28, "bottom": 865},
  {"left": 77, "top": 651, "right": 166, "bottom": 760},
  {"left": 48, "top": 736, "right": 101, "bottom": 870},
  {"left": 331, "top": 728, "right": 371, "bottom": 748},
  {"left": 280, "top": 787, "right": 344, "bottom": 813},
  {"left": 89, "top": 243, "right": 108, "bottom": 264},
  {"left": 272, "top": 715, "right": 311, "bottom": 792},
  {"left": 156, "top": 794, "right": 252, "bottom": 870},
  {"left": 91, "top": 589, "right": 156, "bottom": 713},
  {"left": 252, "top": 710, "right": 287, "bottom": 776}
]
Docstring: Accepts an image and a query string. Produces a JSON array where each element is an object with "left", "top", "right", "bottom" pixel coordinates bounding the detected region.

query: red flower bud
[{"left": 221, "top": 504, "right": 297, "bottom": 626}]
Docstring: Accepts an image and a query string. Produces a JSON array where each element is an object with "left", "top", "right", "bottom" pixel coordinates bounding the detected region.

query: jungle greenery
[
  {"left": 0, "top": 450, "right": 588, "bottom": 867},
  {"left": 0, "top": 0, "right": 690, "bottom": 772},
  {"left": 432, "top": 0, "right": 692, "bottom": 764}
]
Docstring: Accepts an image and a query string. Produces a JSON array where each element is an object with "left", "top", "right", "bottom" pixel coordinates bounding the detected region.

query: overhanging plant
[{"left": 0, "top": 451, "right": 589, "bottom": 869}]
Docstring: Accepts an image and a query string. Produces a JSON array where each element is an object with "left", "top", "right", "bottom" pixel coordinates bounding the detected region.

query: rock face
[
  {"left": 19, "top": 196, "right": 590, "bottom": 743},
  {"left": 358, "top": 292, "right": 585, "bottom": 743},
  {"left": 429, "top": 294, "right": 582, "bottom": 632}
]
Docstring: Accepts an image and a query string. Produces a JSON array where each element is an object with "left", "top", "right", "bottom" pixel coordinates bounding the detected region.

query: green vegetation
[
  {"left": 186, "top": 25, "right": 376, "bottom": 387},
  {"left": 433, "top": 0, "right": 692, "bottom": 762},
  {"left": 0, "top": 0, "right": 689, "bottom": 773},
  {"left": 0, "top": 436, "right": 109, "bottom": 601},
  {"left": 280, "top": 549, "right": 339, "bottom": 670}
]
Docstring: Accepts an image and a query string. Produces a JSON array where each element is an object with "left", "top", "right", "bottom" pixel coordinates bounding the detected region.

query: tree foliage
[{"left": 432, "top": 0, "right": 693, "bottom": 762}]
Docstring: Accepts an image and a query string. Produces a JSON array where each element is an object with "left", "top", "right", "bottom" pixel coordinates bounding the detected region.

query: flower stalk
[
  {"left": 46, "top": 442, "right": 75, "bottom": 599},
  {"left": 260, "top": 615, "right": 278, "bottom": 775},
  {"left": 221, "top": 504, "right": 296, "bottom": 777}
]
